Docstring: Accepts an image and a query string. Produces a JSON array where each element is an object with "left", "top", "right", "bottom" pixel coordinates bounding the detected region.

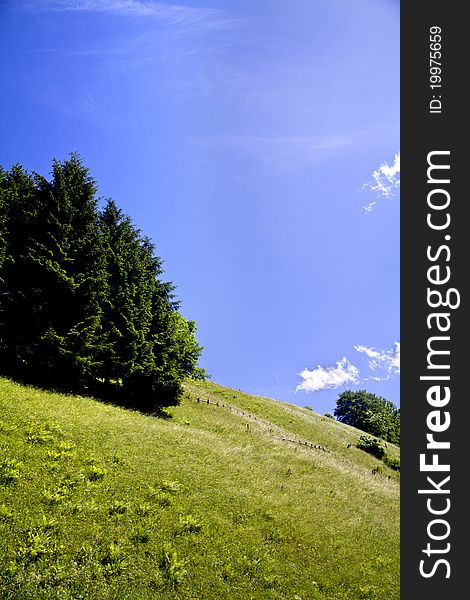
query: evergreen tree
[
  {"left": 97, "top": 199, "right": 156, "bottom": 386},
  {"left": 0, "top": 164, "right": 42, "bottom": 376},
  {"left": 98, "top": 199, "right": 205, "bottom": 409},
  {"left": 0, "top": 154, "right": 205, "bottom": 409},
  {"left": 26, "top": 154, "right": 105, "bottom": 387},
  {"left": 0, "top": 168, "right": 7, "bottom": 275}
]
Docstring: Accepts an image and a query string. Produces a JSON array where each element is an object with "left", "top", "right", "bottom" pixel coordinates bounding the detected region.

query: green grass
[{"left": 0, "top": 377, "right": 399, "bottom": 599}]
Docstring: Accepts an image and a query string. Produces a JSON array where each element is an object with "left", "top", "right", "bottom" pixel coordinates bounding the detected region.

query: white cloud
[
  {"left": 362, "top": 152, "right": 400, "bottom": 211},
  {"left": 362, "top": 201, "right": 376, "bottom": 213},
  {"left": 296, "top": 357, "right": 359, "bottom": 393},
  {"left": 354, "top": 341, "right": 400, "bottom": 378},
  {"left": 296, "top": 342, "right": 400, "bottom": 394}
]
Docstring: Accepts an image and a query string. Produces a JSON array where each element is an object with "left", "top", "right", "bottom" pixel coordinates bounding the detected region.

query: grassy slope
[{"left": 0, "top": 377, "right": 399, "bottom": 600}]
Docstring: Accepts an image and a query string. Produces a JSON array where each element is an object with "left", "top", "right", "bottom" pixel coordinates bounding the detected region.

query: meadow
[{"left": 0, "top": 377, "right": 399, "bottom": 599}]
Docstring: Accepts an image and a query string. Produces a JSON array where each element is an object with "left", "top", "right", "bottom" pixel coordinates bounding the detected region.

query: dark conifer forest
[{"left": 0, "top": 154, "right": 205, "bottom": 410}]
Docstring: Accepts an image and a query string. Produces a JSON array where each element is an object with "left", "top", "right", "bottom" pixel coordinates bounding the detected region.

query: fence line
[{"left": 192, "top": 396, "right": 330, "bottom": 453}]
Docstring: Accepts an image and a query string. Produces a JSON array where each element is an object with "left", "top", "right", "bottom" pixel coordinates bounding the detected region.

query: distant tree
[{"left": 334, "top": 390, "right": 400, "bottom": 445}]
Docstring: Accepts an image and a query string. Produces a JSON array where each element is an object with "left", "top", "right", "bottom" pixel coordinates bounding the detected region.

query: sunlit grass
[{"left": 0, "top": 376, "right": 399, "bottom": 599}]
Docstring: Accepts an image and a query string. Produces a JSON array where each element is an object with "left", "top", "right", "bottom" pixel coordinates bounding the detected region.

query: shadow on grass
[{"left": 0, "top": 371, "right": 175, "bottom": 420}]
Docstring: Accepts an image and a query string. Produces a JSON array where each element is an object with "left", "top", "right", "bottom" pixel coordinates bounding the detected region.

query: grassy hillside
[{"left": 0, "top": 377, "right": 399, "bottom": 600}]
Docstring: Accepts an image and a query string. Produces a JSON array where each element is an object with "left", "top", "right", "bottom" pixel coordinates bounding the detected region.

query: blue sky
[{"left": 0, "top": 0, "right": 400, "bottom": 415}]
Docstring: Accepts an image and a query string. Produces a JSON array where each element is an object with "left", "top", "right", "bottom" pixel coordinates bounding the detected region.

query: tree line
[
  {"left": 332, "top": 389, "right": 400, "bottom": 445},
  {"left": 0, "top": 154, "right": 205, "bottom": 410}
]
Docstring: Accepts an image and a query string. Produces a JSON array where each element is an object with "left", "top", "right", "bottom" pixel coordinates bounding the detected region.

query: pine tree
[
  {"left": 0, "top": 168, "right": 7, "bottom": 275},
  {"left": 0, "top": 164, "right": 41, "bottom": 376},
  {"left": 27, "top": 154, "right": 106, "bottom": 387},
  {"left": 0, "top": 155, "right": 105, "bottom": 387},
  {"left": 98, "top": 201, "right": 205, "bottom": 409},
  {"left": 97, "top": 199, "right": 156, "bottom": 386},
  {"left": 0, "top": 154, "right": 205, "bottom": 408}
]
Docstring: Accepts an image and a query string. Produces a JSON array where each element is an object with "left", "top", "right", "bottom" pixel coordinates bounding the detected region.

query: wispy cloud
[
  {"left": 354, "top": 341, "right": 400, "bottom": 378},
  {"left": 296, "top": 357, "right": 359, "bottom": 393},
  {"left": 192, "top": 132, "right": 359, "bottom": 171},
  {"left": 296, "top": 342, "right": 400, "bottom": 393},
  {"left": 37, "top": 0, "right": 171, "bottom": 17},
  {"left": 16, "top": 0, "right": 239, "bottom": 32},
  {"left": 362, "top": 201, "right": 377, "bottom": 213},
  {"left": 13, "top": 0, "right": 243, "bottom": 121},
  {"left": 362, "top": 152, "right": 400, "bottom": 211}
]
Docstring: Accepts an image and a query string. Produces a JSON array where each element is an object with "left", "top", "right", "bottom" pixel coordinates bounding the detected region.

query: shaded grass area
[{"left": 0, "top": 377, "right": 399, "bottom": 599}]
